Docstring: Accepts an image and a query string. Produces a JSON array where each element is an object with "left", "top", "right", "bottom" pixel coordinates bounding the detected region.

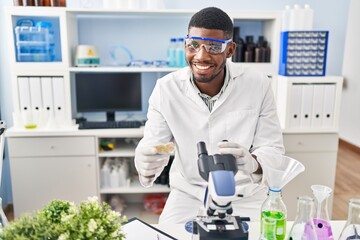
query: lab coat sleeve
[
  {"left": 137, "top": 80, "right": 174, "bottom": 149},
  {"left": 251, "top": 75, "right": 285, "bottom": 183}
]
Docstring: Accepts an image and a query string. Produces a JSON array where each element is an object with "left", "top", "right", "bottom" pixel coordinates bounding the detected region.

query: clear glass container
[
  {"left": 288, "top": 196, "right": 318, "bottom": 240},
  {"left": 260, "top": 216, "right": 277, "bottom": 240},
  {"left": 339, "top": 198, "right": 360, "bottom": 240},
  {"left": 311, "top": 185, "right": 334, "bottom": 239},
  {"left": 260, "top": 189, "right": 287, "bottom": 240}
]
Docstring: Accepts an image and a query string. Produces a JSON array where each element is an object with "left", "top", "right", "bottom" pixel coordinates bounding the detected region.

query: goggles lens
[{"left": 185, "top": 36, "right": 232, "bottom": 54}]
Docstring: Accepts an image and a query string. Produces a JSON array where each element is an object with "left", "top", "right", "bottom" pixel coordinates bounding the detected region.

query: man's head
[
  {"left": 188, "top": 7, "right": 234, "bottom": 39},
  {"left": 186, "top": 7, "right": 235, "bottom": 86}
]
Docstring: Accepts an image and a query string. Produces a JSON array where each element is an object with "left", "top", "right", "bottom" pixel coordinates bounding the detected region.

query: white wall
[{"left": 340, "top": 0, "right": 360, "bottom": 147}]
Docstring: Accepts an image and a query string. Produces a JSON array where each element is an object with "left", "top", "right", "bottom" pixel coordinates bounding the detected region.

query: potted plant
[{"left": 0, "top": 196, "right": 127, "bottom": 240}]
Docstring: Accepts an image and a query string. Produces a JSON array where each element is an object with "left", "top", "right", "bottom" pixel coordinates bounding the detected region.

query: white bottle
[
  {"left": 289, "top": 4, "right": 304, "bottom": 31},
  {"left": 100, "top": 159, "right": 111, "bottom": 188},
  {"left": 303, "top": 4, "right": 314, "bottom": 30},
  {"left": 281, "top": 5, "right": 291, "bottom": 31},
  {"left": 110, "top": 166, "right": 120, "bottom": 188}
]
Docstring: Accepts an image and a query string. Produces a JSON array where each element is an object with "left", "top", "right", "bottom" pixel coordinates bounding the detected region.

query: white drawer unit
[
  {"left": 7, "top": 135, "right": 98, "bottom": 217},
  {"left": 282, "top": 133, "right": 339, "bottom": 220}
]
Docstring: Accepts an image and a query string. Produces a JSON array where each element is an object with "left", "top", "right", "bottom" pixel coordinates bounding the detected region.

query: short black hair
[{"left": 188, "top": 7, "right": 233, "bottom": 39}]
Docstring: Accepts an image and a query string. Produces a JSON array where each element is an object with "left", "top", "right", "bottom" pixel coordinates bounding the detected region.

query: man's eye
[
  {"left": 191, "top": 41, "right": 200, "bottom": 48},
  {"left": 209, "top": 45, "right": 222, "bottom": 51}
]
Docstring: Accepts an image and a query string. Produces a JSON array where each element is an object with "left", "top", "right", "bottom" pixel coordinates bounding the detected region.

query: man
[{"left": 134, "top": 7, "right": 285, "bottom": 224}]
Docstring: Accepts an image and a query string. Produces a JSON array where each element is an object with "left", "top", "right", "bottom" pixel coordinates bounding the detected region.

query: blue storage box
[
  {"left": 14, "top": 19, "right": 56, "bottom": 62},
  {"left": 279, "top": 31, "right": 329, "bottom": 76}
]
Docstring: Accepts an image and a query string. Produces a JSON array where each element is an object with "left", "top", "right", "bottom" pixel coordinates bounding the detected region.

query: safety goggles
[{"left": 185, "top": 36, "right": 233, "bottom": 55}]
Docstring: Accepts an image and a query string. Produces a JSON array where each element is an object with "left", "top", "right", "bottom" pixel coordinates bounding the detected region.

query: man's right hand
[{"left": 134, "top": 145, "right": 172, "bottom": 187}]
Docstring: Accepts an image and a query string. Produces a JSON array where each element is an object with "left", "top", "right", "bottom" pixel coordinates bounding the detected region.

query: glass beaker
[
  {"left": 260, "top": 189, "right": 287, "bottom": 240},
  {"left": 260, "top": 216, "right": 277, "bottom": 240},
  {"left": 288, "top": 196, "right": 318, "bottom": 240},
  {"left": 311, "top": 184, "right": 333, "bottom": 239},
  {"left": 339, "top": 198, "right": 360, "bottom": 240}
]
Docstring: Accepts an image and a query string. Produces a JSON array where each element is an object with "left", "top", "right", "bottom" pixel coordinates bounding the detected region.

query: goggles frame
[{"left": 185, "top": 35, "right": 233, "bottom": 54}]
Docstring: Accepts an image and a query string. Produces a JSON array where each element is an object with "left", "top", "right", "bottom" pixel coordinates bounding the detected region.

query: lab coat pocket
[{"left": 225, "top": 109, "right": 258, "bottom": 145}]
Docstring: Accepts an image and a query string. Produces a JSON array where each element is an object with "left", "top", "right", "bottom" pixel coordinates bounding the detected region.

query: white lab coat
[{"left": 136, "top": 61, "right": 285, "bottom": 223}]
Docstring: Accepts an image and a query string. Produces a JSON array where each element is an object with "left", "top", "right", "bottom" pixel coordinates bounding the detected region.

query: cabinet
[
  {"left": 7, "top": 135, "right": 98, "bottom": 218},
  {"left": 282, "top": 133, "right": 339, "bottom": 220}
]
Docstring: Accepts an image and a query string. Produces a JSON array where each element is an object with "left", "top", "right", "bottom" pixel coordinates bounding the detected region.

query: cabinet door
[{"left": 10, "top": 156, "right": 98, "bottom": 217}]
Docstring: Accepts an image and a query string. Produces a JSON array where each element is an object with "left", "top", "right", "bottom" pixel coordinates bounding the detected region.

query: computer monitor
[{"left": 75, "top": 72, "right": 142, "bottom": 122}]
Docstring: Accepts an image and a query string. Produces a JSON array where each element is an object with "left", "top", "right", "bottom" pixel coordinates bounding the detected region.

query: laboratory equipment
[
  {"left": 259, "top": 217, "right": 277, "bottom": 240},
  {"left": 338, "top": 198, "right": 360, "bottom": 240},
  {"left": 192, "top": 141, "right": 249, "bottom": 240},
  {"left": 288, "top": 196, "right": 318, "bottom": 240},
  {"left": 74, "top": 45, "right": 100, "bottom": 67},
  {"left": 0, "top": 121, "right": 9, "bottom": 232},
  {"left": 260, "top": 155, "right": 305, "bottom": 240},
  {"left": 311, "top": 184, "right": 334, "bottom": 239}
]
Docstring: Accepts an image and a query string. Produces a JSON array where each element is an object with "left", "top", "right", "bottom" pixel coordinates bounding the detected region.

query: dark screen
[{"left": 75, "top": 73, "right": 142, "bottom": 112}]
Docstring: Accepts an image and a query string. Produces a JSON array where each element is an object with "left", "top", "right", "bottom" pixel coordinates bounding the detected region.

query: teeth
[{"left": 195, "top": 64, "right": 210, "bottom": 70}]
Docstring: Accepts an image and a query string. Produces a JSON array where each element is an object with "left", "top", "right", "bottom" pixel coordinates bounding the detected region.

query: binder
[
  {"left": 40, "top": 77, "right": 54, "bottom": 127},
  {"left": 29, "top": 77, "right": 43, "bottom": 127},
  {"left": 289, "top": 84, "right": 302, "bottom": 128},
  {"left": 322, "top": 84, "right": 336, "bottom": 128},
  {"left": 311, "top": 84, "right": 325, "bottom": 128},
  {"left": 17, "top": 77, "right": 31, "bottom": 112},
  {"left": 52, "top": 77, "right": 66, "bottom": 126},
  {"left": 300, "top": 84, "right": 314, "bottom": 128}
]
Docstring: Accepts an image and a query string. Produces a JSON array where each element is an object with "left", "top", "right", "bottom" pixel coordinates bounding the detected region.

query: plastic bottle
[
  {"left": 289, "top": 4, "right": 304, "bottom": 31},
  {"left": 339, "top": 198, "right": 360, "bottom": 240},
  {"left": 303, "top": 4, "right": 314, "bottom": 30},
  {"left": 281, "top": 5, "right": 291, "bottom": 31},
  {"left": 175, "top": 37, "right": 186, "bottom": 67},
  {"left": 244, "top": 36, "right": 255, "bottom": 62},
  {"left": 100, "top": 158, "right": 111, "bottom": 188},
  {"left": 167, "top": 38, "right": 177, "bottom": 67},
  {"left": 232, "top": 27, "right": 244, "bottom": 62},
  {"left": 260, "top": 189, "right": 287, "bottom": 240},
  {"left": 288, "top": 196, "right": 318, "bottom": 240},
  {"left": 255, "top": 36, "right": 266, "bottom": 63}
]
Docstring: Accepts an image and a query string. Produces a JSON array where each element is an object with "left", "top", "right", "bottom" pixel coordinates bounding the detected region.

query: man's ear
[{"left": 226, "top": 42, "right": 236, "bottom": 58}]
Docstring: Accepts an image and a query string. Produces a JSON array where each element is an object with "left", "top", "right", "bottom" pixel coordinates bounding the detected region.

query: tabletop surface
[{"left": 153, "top": 220, "right": 346, "bottom": 240}]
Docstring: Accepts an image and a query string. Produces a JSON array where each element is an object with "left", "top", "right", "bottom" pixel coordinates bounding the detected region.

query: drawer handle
[{"left": 50, "top": 145, "right": 55, "bottom": 149}]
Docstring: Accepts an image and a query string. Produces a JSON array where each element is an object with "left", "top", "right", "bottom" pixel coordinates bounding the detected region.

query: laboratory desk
[{"left": 152, "top": 220, "right": 346, "bottom": 240}]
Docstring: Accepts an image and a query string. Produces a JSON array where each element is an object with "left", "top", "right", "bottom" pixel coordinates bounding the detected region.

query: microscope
[{"left": 192, "top": 141, "right": 249, "bottom": 240}]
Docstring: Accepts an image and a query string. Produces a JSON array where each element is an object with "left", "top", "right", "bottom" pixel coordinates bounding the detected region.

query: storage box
[
  {"left": 279, "top": 31, "right": 329, "bottom": 76},
  {"left": 14, "top": 20, "right": 55, "bottom": 62}
]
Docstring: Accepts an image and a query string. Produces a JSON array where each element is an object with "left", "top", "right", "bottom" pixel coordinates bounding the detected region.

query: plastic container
[{"left": 14, "top": 20, "right": 55, "bottom": 62}]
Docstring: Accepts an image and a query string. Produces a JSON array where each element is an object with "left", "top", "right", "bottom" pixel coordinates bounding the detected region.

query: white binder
[
  {"left": 40, "top": 77, "right": 54, "bottom": 127},
  {"left": 289, "top": 84, "right": 302, "bottom": 128},
  {"left": 17, "top": 77, "right": 31, "bottom": 112},
  {"left": 29, "top": 77, "right": 43, "bottom": 111},
  {"left": 311, "top": 84, "right": 325, "bottom": 128},
  {"left": 322, "top": 84, "right": 336, "bottom": 128},
  {"left": 52, "top": 77, "right": 66, "bottom": 126},
  {"left": 300, "top": 84, "right": 314, "bottom": 128}
]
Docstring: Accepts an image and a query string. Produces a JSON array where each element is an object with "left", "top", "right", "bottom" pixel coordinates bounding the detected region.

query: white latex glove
[
  {"left": 134, "top": 145, "right": 172, "bottom": 187},
  {"left": 217, "top": 142, "right": 259, "bottom": 174}
]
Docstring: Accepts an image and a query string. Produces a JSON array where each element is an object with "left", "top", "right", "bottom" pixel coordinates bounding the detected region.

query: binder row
[
  {"left": 17, "top": 76, "right": 66, "bottom": 128},
  {"left": 288, "top": 83, "right": 336, "bottom": 128}
]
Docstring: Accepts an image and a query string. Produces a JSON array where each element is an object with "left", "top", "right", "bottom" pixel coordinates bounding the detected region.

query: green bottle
[{"left": 260, "top": 189, "right": 287, "bottom": 240}]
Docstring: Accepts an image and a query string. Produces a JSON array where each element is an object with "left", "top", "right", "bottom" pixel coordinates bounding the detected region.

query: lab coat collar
[{"left": 182, "top": 60, "right": 245, "bottom": 112}]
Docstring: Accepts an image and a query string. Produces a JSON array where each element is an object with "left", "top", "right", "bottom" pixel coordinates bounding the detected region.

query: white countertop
[{"left": 153, "top": 220, "right": 346, "bottom": 240}]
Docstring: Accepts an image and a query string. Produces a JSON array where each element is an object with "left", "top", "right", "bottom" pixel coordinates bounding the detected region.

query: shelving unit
[{"left": 5, "top": 6, "right": 282, "bottom": 221}]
